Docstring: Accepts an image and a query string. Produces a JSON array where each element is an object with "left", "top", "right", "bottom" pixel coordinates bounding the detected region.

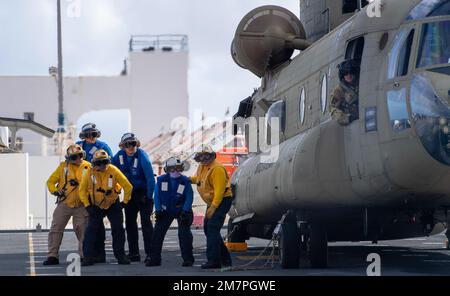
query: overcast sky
[{"left": 1, "top": 0, "right": 299, "bottom": 145}]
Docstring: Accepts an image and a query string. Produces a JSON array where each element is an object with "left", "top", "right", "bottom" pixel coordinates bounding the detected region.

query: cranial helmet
[
  {"left": 193, "top": 144, "right": 217, "bottom": 162},
  {"left": 92, "top": 149, "right": 111, "bottom": 166},
  {"left": 65, "top": 144, "right": 86, "bottom": 162},
  {"left": 164, "top": 157, "right": 185, "bottom": 173},
  {"left": 338, "top": 59, "right": 359, "bottom": 82},
  {"left": 79, "top": 123, "right": 102, "bottom": 140},
  {"left": 119, "top": 133, "right": 141, "bottom": 149}
]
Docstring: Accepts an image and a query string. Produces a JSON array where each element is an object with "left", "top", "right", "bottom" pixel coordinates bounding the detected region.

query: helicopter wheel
[
  {"left": 309, "top": 223, "right": 328, "bottom": 268},
  {"left": 279, "top": 221, "right": 301, "bottom": 269}
]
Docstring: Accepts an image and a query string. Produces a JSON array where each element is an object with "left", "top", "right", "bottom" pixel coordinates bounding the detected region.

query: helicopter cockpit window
[
  {"left": 388, "top": 29, "right": 415, "bottom": 79},
  {"left": 417, "top": 21, "right": 450, "bottom": 68},
  {"left": 406, "top": 0, "right": 450, "bottom": 21},
  {"left": 265, "top": 100, "right": 286, "bottom": 144},
  {"left": 387, "top": 88, "right": 411, "bottom": 132}
]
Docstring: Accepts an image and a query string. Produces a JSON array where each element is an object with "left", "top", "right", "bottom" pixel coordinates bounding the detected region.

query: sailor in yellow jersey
[
  {"left": 79, "top": 149, "right": 133, "bottom": 266},
  {"left": 44, "top": 144, "right": 91, "bottom": 265},
  {"left": 190, "top": 145, "right": 233, "bottom": 269}
]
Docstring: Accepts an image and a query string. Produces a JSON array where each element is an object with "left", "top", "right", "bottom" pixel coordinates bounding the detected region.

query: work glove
[
  {"left": 205, "top": 206, "right": 216, "bottom": 220},
  {"left": 179, "top": 211, "right": 192, "bottom": 226},
  {"left": 86, "top": 205, "right": 97, "bottom": 216},
  {"left": 52, "top": 190, "right": 65, "bottom": 198},
  {"left": 53, "top": 190, "right": 66, "bottom": 204}
]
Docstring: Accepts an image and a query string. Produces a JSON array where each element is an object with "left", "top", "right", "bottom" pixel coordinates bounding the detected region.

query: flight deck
[{"left": 1, "top": 229, "right": 449, "bottom": 276}]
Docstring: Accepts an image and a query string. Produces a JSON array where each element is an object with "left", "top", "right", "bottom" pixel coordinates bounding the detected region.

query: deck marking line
[{"left": 28, "top": 233, "right": 36, "bottom": 277}]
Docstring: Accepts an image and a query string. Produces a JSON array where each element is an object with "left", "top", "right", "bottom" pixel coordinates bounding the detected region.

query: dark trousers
[
  {"left": 125, "top": 194, "right": 154, "bottom": 256},
  {"left": 94, "top": 223, "right": 105, "bottom": 259},
  {"left": 150, "top": 212, "right": 194, "bottom": 263},
  {"left": 83, "top": 201, "right": 126, "bottom": 260},
  {"left": 204, "top": 197, "right": 232, "bottom": 264}
]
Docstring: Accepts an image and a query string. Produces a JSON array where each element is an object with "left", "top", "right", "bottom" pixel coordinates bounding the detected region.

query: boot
[
  {"left": 145, "top": 258, "right": 161, "bottom": 267},
  {"left": 93, "top": 256, "right": 106, "bottom": 264},
  {"left": 201, "top": 261, "right": 221, "bottom": 269},
  {"left": 127, "top": 253, "right": 141, "bottom": 262},
  {"left": 81, "top": 258, "right": 95, "bottom": 266},
  {"left": 182, "top": 260, "right": 194, "bottom": 267},
  {"left": 117, "top": 254, "right": 131, "bottom": 265},
  {"left": 221, "top": 259, "right": 232, "bottom": 267},
  {"left": 43, "top": 257, "right": 59, "bottom": 266}
]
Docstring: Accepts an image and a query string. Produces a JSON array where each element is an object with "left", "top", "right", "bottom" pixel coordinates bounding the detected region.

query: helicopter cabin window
[
  {"left": 345, "top": 36, "right": 364, "bottom": 85},
  {"left": 320, "top": 75, "right": 328, "bottom": 114},
  {"left": 387, "top": 88, "right": 411, "bottom": 132},
  {"left": 388, "top": 28, "right": 415, "bottom": 79},
  {"left": 265, "top": 100, "right": 286, "bottom": 144},
  {"left": 342, "top": 0, "right": 369, "bottom": 14},
  {"left": 299, "top": 87, "right": 306, "bottom": 124},
  {"left": 345, "top": 37, "right": 365, "bottom": 63}
]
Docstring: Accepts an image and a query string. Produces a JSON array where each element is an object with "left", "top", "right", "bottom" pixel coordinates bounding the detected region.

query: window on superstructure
[{"left": 342, "top": 0, "right": 369, "bottom": 14}]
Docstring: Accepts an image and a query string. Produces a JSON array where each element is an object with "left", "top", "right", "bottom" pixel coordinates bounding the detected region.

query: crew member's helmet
[
  {"left": 119, "top": 133, "right": 141, "bottom": 149},
  {"left": 79, "top": 123, "right": 102, "bottom": 140},
  {"left": 193, "top": 144, "right": 217, "bottom": 163},
  {"left": 66, "top": 144, "right": 86, "bottom": 163},
  {"left": 92, "top": 149, "right": 111, "bottom": 167},
  {"left": 338, "top": 59, "right": 359, "bottom": 82},
  {"left": 164, "top": 157, "right": 185, "bottom": 173}
]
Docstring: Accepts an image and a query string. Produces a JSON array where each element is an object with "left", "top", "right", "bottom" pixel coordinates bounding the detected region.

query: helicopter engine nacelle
[{"left": 231, "top": 5, "right": 311, "bottom": 77}]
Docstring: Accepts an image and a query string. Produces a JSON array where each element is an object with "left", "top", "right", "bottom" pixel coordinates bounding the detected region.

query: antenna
[{"left": 56, "top": 0, "right": 65, "bottom": 133}]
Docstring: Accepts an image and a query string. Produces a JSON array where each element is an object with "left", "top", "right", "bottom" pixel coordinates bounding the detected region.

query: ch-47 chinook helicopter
[{"left": 228, "top": 0, "right": 450, "bottom": 269}]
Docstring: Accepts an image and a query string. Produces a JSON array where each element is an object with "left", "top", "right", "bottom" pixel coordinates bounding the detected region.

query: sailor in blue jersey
[
  {"left": 146, "top": 157, "right": 194, "bottom": 267},
  {"left": 76, "top": 123, "right": 113, "bottom": 162},
  {"left": 112, "top": 133, "right": 155, "bottom": 263}
]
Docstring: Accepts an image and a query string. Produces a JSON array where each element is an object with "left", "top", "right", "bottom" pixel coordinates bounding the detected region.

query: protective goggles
[
  {"left": 92, "top": 159, "right": 110, "bottom": 167},
  {"left": 343, "top": 70, "right": 355, "bottom": 76},
  {"left": 123, "top": 141, "right": 137, "bottom": 148},
  {"left": 85, "top": 131, "right": 99, "bottom": 138},
  {"left": 166, "top": 165, "right": 184, "bottom": 172},
  {"left": 68, "top": 153, "right": 83, "bottom": 161},
  {"left": 194, "top": 153, "right": 213, "bottom": 162}
]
